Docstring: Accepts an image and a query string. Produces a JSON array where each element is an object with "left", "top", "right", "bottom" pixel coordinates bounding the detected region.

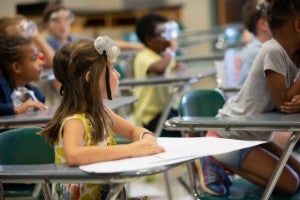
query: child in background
[
  {"left": 41, "top": 1, "right": 144, "bottom": 51},
  {"left": 41, "top": 1, "right": 79, "bottom": 52},
  {"left": 39, "top": 36, "right": 164, "bottom": 199},
  {"left": 0, "top": 35, "right": 47, "bottom": 116},
  {"left": 133, "top": 13, "right": 183, "bottom": 136},
  {"left": 0, "top": 15, "right": 54, "bottom": 69},
  {"left": 237, "top": 0, "right": 272, "bottom": 85},
  {"left": 201, "top": 0, "right": 300, "bottom": 196},
  {"left": 0, "top": 15, "right": 61, "bottom": 106}
]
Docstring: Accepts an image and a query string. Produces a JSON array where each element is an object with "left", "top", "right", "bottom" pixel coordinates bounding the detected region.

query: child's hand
[
  {"left": 173, "top": 61, "right": 186, "bottom": 72},
  {"left": 281, "top": 95, "right": 300, "bottom": 113},
  {"left": 128, "top": 139, "right": 165, "bottom": 157},
  {"left": 168, "top": 39, "right": 178, "bottom": 52},
  {"left": 14, "top": 99, "right": 47, "bottom": 114}
]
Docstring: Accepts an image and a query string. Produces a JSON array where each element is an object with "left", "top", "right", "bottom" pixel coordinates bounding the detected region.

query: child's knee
[{"left": 277, "top": 172, "right": 299, "bottom": 194}]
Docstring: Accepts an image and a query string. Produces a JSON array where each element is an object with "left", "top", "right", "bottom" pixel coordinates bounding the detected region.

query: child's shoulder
[{"left": 64, "top": 113, "right": 87, "bottom": 122}]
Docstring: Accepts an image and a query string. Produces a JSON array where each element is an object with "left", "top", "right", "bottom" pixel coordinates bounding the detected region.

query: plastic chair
[
  {"left": 0, "top": 127, "right": 54, "bottom": 199},
  {"left": 178, "top": 89, "right": 226, "bottom": 198},
  {"left": 179, "top": 89, "right": 225, "bottom": 118}
]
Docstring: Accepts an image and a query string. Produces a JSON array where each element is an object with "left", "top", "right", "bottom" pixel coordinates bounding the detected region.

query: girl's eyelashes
[
  {"left": 32, "top": 48, "right": 39, "bottom": 61},
  {"left": 32, "top": 53, "right": 38, "bottom": 61}
]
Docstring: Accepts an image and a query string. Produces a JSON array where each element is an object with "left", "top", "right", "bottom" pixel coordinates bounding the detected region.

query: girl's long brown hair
[{"left": 40, "top": 39, "right": 112, "bottom": 145}]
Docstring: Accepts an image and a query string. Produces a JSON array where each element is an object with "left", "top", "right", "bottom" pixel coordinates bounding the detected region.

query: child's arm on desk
[
  {"left": 266, "top": 70, "right": 300, "bottom": 112},
  {"left": 62, "top": 109, "right": 165, "bottom": 166}
]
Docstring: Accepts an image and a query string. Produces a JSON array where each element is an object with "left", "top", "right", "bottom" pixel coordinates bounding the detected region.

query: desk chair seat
[{"left": 0, "top": 127, "right": 54, "bottom": 199}]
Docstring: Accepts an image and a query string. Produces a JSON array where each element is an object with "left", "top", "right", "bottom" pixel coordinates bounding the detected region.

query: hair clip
[
  {"left": 256, "top": 0, "right": 269, "bottom": 12},
  {"left": 94, "top": 36, "right": 121, "bottom": 63}
]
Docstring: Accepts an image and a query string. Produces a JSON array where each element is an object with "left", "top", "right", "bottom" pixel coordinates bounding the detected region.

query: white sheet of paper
[{"left": 79, "top": 137, "right": 265, "bottom": 173}]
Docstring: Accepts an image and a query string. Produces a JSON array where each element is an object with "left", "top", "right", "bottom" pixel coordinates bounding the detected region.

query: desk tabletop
[
  {"left": 119, "top": 65, "right": 216, "bottom": 87},
  {"left": 0, "top": 96, "right": 137, "bottom": 129},
  {"left": 164, "top": 112, "right": 300, "bottom": 132},
  {"left": 0, "top": 162, "right": 181, "bottom": 184}
]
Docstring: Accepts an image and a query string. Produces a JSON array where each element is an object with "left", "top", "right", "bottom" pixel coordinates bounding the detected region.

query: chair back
[
  {"left": 179, "top": 89, "right": 225, "bottom": 117},
  {"left": 0, "top": 127, "right": 54, "bottom": 165}
]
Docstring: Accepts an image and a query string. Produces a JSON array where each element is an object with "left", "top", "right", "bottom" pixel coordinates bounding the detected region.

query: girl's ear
[
  {"left": 85, "top": 71, "right": 90, "bottom": 82},
  {"left": 11, "top": 62, "right": 22, "bottom": 74},
  {"left": 294, "top": 17, "right": 300, "bottom": 33}
]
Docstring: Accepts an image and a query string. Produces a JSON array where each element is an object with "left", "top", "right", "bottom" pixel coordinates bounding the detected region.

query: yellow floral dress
[{"left": 52, "top": 114, "right": 117, "bottom": 200}]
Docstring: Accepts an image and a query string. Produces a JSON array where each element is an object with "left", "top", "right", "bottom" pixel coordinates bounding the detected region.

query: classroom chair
[
  {"left": 178, "top": 89, "right": 226, "bottom": 198},
  {"left": 0, "top": 127, "right": 54, "bottom": 200}
]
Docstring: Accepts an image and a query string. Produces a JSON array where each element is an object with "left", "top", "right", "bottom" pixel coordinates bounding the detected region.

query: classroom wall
[{"left": 0, "top": 0, "right": 213, "bottom": 34}]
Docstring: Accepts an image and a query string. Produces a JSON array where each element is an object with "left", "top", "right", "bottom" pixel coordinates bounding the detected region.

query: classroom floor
[{"left": 128, "top": 165, "right": 194, "bottom": 200}]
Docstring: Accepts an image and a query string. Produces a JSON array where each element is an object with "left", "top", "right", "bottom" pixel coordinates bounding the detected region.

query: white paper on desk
[{"left": 79, "top": 137, "right": 265, "bottom": 173}]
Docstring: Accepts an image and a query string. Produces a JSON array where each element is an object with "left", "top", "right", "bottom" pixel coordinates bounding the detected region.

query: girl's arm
[
  {"left": 108, "top": 108, "right": 155, "bottom": 141},
  {"left": 148, "top": 40, "right": 177, "bottom": 75},
  {"left": 62, "top": 117, "right": 164, "bottom": 166},
  {"left": 266, "top": 70, "right": 300, "bottom": 112},
  {"left": 32, "top": 30, "right": 55, "bottom": 68}
]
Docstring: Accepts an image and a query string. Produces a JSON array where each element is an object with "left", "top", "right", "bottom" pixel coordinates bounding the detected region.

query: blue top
[
  {"left": 46, "top": 35, "right": 78, "bottom": 52},
  {"left": 0, "top": 75, "right": 45, "bottom": 116},
  {"left": 238, "top": 38, "right": 263, "bottom": 85}
]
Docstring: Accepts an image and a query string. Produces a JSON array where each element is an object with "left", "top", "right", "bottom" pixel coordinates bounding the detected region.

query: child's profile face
[
  {"left": 147, "top": 22, "right": 171, "bottom": 54},
  {"left": 15, "top": 45, "right": 43, "bottom": 83},
  {"left": 99, "top": 62, "right": 120, "bottom": 99},
  {"left": 47, "top": 9, "right": 74, "bottom": 40}
]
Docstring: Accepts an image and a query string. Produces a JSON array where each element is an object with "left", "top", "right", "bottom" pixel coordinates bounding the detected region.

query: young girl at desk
[
  {"left": 0, "top": 35, "right": 47, "bottom": 116},
  {"left": 201, "top": 0, "right": 300, "bottom": 196},
  {"left": 40, "top": 36, "right": 164, "bottom": 200}
]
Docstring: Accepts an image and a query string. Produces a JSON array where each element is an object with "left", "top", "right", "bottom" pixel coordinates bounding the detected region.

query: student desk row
[
  {"left": 164, "top": 112, "right": 300, "bottom": 200},
  {"left": 0, "top": 162, "right": 185, "bottom": 200},
  {"left": 119, "top": 65, "right": 216, "bottom": 136},
  {"left": 0, "top": 96, "right": 137, "bottom": 130}
]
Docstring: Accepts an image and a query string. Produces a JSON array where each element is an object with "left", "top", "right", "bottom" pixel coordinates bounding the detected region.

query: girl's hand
[
  {"left": 14, "top": 99, "right": 47, "bottom": 114},
  {"left": 168, "top": 39, "right": 178, "bottom": 52},
  {"left": 281, "top": 95, "right": 300, "bottom": 113},
  {"left": 128, "top": 139, "right": 165, "bottom": 157}
]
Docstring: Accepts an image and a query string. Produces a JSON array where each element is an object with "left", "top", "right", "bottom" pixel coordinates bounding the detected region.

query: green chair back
[
  {"left": 179, "top": 89, "right": 225, "bottom": 117},
  {"left": 0, "top": 127, "right": 54, "bottom": 165},
  {"left": 0, "top": 127, "right": 54, "bottom": 199}
]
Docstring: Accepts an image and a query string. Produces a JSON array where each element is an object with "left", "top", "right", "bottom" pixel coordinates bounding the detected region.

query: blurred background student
[
  {"left": 41, "top": 0, "right": 144, "bottom": 52},
  {"left": 133, "top": 13, "right": 184, "bottom": 137},
  {"left": 0, "top": 35, "right": 47, "bottom": 116},
  {"left": 237, "top": 0, "right": 272, "bottom": 85},
  {"left": 0, "top": 15, "right": 61, "bottom": 106}
]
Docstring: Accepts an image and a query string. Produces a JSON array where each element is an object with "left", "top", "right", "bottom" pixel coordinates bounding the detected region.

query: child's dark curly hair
[
  {"left": 135, "top": 13, "right": 168, "bottom": 45},
  {"left": 0, "top": 34, "right": 31, "bottom": 88},
  {"left": 266, "top": 0, "right": 300, "bottom": 30}
]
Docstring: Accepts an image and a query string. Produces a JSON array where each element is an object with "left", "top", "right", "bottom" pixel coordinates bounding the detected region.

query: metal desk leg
[
  {"left": 261, "top": 132, "right": 299, "bottom": 200},
  {"left": 0, "top": 183, "right": 4, "bottom": 200},
  {"left": 155, "top": 89, "right": 176, "bottom": 200},
  {"left": 106, "top": 183, "right": 126, "bottom": 200},
  {"left": 41, "top": 182, "right": 52, "bottom": 200}
]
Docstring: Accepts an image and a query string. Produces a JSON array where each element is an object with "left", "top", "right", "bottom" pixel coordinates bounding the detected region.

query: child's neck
[{"left": 13, "top": 78, "right": 27, "bottom": 88}]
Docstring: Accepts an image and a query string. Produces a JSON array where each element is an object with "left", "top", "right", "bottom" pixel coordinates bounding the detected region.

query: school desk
[
  {"left": 119, "top": 65, "right": 216, "bottom": 136},
  {"left": 0, "top": 137, "right": 264, "bottom": 200},
  {"left": 164, "top": 112, "right": 300, "bottom": 200},
  {"left": 0, "top": 96, "right": 137, "bottom": 130}
]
